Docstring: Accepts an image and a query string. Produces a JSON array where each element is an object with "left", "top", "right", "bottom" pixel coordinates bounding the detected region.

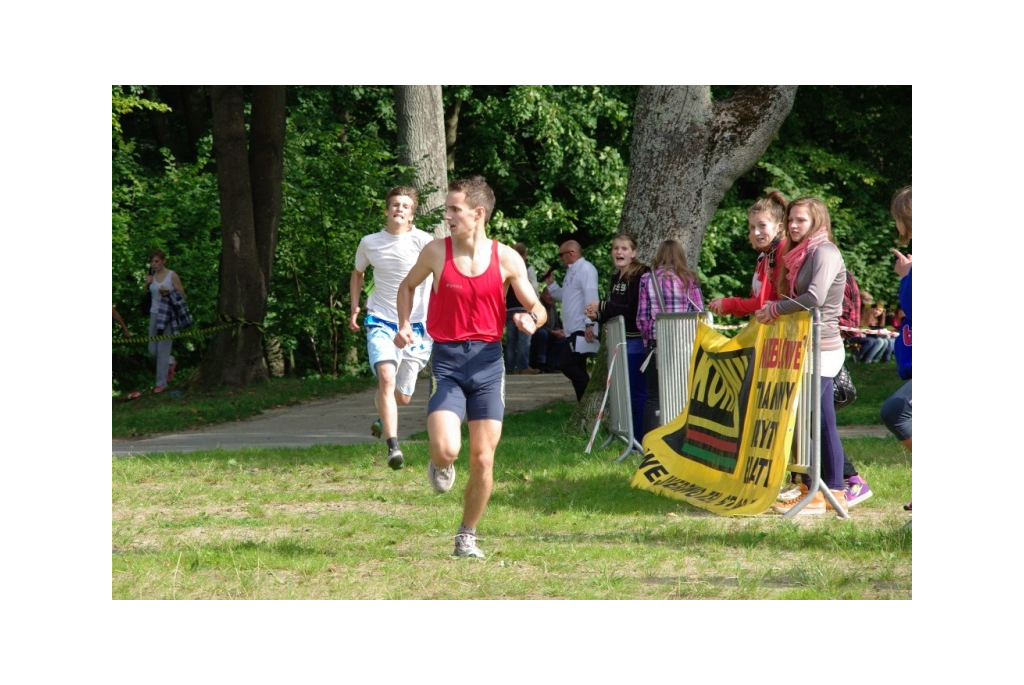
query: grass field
[{"left": 112, "top": 391, "right": 912, "bottom": 600}]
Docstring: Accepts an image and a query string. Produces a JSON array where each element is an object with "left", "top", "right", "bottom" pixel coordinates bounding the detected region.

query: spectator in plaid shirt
[{"left": 636, "top": 239, "right": 704, "bottom": 437}]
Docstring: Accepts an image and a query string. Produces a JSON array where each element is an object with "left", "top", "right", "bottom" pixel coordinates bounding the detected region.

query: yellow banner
[{"left": 631, "top": 312, "right": 810, "bottom": 516}]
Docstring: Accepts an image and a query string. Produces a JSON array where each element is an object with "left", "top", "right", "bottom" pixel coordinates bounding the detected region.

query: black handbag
[{"left": 833, "top": 364, "right": 857, "bottom": 410}]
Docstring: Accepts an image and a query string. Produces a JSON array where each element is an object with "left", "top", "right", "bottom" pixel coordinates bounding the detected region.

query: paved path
[
  {"left": 111, "top": 371, "right": 890, "bottom": 456},
  {"left": 112, "top": 372, "right": 578, "bottom": 456}
]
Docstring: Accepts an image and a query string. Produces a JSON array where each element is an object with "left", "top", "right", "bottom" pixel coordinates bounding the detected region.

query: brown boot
[
  {"left": 826, "top": 489, "right": 849, "bottom": 514},
  {"left": 772, "top": 489, "right": 826, "bottom": 515}
]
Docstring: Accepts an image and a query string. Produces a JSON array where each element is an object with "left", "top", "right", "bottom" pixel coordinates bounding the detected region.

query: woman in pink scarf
[{"left": 755, "top": 197, "right": 851, "bottom": 516}]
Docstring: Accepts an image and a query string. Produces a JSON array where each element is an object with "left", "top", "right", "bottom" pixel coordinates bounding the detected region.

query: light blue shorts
[{"left": 365, "top": 315, "right": 432, "bottom": 397}]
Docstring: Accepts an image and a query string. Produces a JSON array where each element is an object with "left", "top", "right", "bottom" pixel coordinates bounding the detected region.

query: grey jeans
[{"left": 148, "top": 314, "right": 174, "bottom": 388}]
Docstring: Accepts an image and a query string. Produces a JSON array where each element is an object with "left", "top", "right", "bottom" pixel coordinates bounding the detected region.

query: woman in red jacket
[{"left": 707, "top": 191, "right": 786, "bottom": 318}]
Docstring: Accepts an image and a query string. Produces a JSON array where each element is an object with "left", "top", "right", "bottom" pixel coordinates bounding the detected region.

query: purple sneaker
[{"left": 845, "top": 475, "right": 873, "bottom": 507}]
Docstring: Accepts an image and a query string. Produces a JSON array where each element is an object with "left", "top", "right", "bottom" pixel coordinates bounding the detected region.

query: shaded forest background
[{"left": 112, "top": 85, "right": 911, "bottom": 393}]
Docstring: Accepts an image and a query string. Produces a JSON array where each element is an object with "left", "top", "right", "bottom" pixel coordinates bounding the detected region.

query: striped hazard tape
[
  {"left": 707, "top": 322, "right": 897, "bottom": 335},
  {"left": 113, "top": 316, "right": 265, "bottom": 345}
]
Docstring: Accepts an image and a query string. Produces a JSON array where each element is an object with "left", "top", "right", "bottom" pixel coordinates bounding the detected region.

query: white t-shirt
[
  {"left": 354, "top": 227, "right": 434, "bottom": 323},
  {"left": 149, "top": 270, "right": 174, "bottom": 315},
  {"left": 547, "top": 257, "right": 599, "bottom": 335}
]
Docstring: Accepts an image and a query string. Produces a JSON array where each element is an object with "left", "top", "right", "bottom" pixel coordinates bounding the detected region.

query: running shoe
[
  {"left": 845, "top": 475, "right": 873, "bottom": 507},
  {"left": 387, "top": 446, "right": 404, "bottom": 470},
  {"left": 453, "top": 532, "right": 485, "bottom": 558},
  {"left": 427, "top": 460, "right": 455, "bottom": 493},
  {"left": 777, "top": 481, "right": 805, "bottom": 503}
]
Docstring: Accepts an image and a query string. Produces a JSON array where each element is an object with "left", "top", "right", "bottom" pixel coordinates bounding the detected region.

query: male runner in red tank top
[{"left": 395, "top": 176, "right": 546, "bottom": 559}]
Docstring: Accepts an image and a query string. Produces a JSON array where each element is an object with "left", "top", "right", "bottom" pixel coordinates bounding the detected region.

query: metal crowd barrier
[
  {"left": 600, "top": 306, "right": 842, "bottom": 518},
  {"left": 600, "top": 316, "right": 642, "bottom": 461},
  {"left": 653, "top": 311, "right": 714, "bottom": 427},
  {"left": 790, "top": 335, "right": 814, "bottom": 478},
  {"left": 783, "top": 308, "right": 848, "bottom": 519}
]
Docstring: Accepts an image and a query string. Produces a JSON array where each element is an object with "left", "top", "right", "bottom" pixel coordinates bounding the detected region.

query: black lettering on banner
[
  {"left": 685, "top": 347, "right": 754, "bottom": 434},
  {"left": 755, "top": 381, "right": 797, "bottom": 411},
  {"left": 689, "top": 348, "right": 728, "bottom": 412},
  {"left": 719, "top": 495, "right": 751, "bottom": 510},
  {"left": 694, "top": 489, "right": 723, "bottom": 503},
  {"left": 750, "top": 419, "right": 778, "bottom": 450},
  {"left": 717, "top": 355, "right": 748, "bottom": 399},
  {"left": 743, "top": 456, "right": 773, "bottom": 487},
  {"left": 639, "top": 452, "right": 668, "bottom": 482},
  {"left": 651, "top": 473, "right": 753, "bottom": 511},
  {"left": 651, "top": 475, "right": 705, "bottom": 497}
]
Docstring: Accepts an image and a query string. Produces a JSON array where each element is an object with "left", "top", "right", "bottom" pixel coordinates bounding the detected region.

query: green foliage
[
  {"left": 111, "top": 85, "right": 170, "bottom": 135},
  {"left": 112, "top": 89, "right": 222, "bottom": 392},
  {"left": 112, "top": 86, "right": 406, "bottom": 386},
  {"left": 274, "top": 87, "right": 409, "bottom": 375},
  {"left": 447, "top": 85, "right": 637, "bottom": 281}
]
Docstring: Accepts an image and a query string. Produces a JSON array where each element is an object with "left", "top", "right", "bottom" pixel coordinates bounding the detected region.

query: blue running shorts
[{"left": 428, "top": 340, "right": 506, "bottom": 422}]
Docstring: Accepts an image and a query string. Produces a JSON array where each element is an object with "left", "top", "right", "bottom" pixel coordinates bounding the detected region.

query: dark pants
[
  {"left": 530, "top": 328, "right": 564, "bottom": 371},
  {"left": 802, "top": 376, "right": 846, "bottom": 491},
  {"left": 625, "top": 337, "right": 647, "bottom": 442},
  {"left": 561, "top": 331, "right": 592, "bottom": 401},
  {"left": 881, "top": 379, "right": 912, "bottom": 442},
  {"left": 642, "top": 350, "right": 661, "bottom": 438}
]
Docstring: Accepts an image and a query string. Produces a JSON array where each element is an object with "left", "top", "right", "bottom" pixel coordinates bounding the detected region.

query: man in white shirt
[
  {"left": 545, "top": 240, "right": 599, "bottom": 401},
  {"left": 349, "top": 186, "right": 434, "bottom": 470}
]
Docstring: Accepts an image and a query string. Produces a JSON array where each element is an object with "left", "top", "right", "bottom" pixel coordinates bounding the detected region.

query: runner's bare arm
[
  {"left": 501, "top": 243, "right": 546, "bottom": 334},
  {"left": 349, "top": 270, "right": 365, "bottom": 332}
]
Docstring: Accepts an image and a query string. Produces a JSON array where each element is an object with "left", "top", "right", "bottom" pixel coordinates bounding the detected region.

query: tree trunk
[
  {"left": 147, "top": 87, "right": 184, "bottom": 163},
  {"left": 180, "top": 85, "right": 209, "bottom": 162},
  {"left": 193, "top": 85, "right": 286, "bottom": 390},
  {"left": 394, "top": 85, "right": 449, "bottom": 237},
  {"left": 570, "top": 85, "right": 797, "bottom": 431},
  {"left": 249, "top": 85, "right": 286, "bottom": 281},
  {"left": 445, "top": 98, "right": 461, "bottom": 172}
]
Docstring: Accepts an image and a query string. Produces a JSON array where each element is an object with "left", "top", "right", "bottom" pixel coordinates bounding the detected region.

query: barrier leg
[{"left": 585, "top": 347, "right": 618, "bottom": 454}]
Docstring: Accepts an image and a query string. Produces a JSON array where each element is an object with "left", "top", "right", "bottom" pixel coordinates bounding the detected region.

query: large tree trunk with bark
[
  {"left": 394, "top": 85, "right": 449, "bottom": 237},
  {"left": 570, "top": 85, "right": 797, "bottom": 431},
  {"left": 193, "top": 85, "right": 286, "bottom": 390}
]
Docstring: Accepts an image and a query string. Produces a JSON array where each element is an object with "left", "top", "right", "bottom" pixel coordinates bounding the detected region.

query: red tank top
[{"left": 427, "top": 237, "right": 505, "bottom": 343}]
